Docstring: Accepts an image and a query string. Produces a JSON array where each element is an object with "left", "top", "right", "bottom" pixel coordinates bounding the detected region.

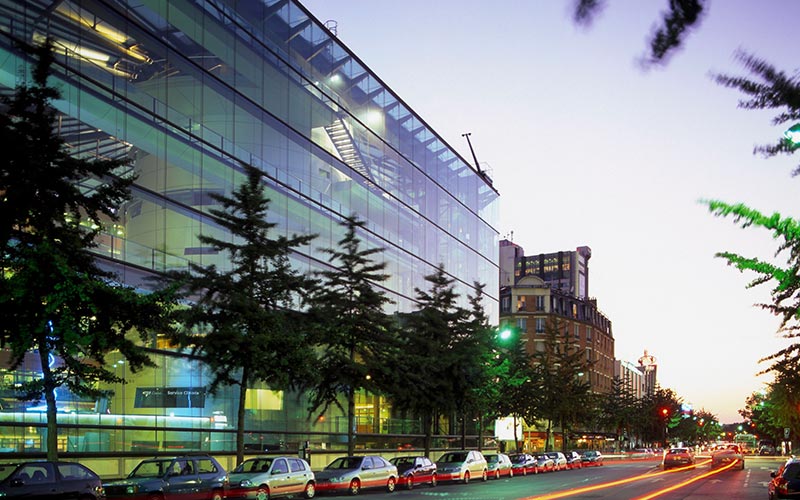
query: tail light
[{"left": 776, "top": 477, "right": 789, "bottom": 495}]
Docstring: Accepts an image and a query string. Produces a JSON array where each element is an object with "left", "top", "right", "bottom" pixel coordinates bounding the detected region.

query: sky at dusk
[{"left": 300, "top": 0, "right": 800, "bottom": 424}]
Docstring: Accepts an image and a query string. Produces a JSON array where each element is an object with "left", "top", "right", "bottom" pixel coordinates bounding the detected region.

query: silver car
[
  {"left": 227, "top": 456, "right": 315, "bottom": 499},
  {"left": 435, "top": 450, "right": 488, "bottom": 484},
  {"left": 314, "top": 456, "right": 397, "bottom": 495},
  {"left": 485, "top": 453, "right": 514, "bottom": 479}
]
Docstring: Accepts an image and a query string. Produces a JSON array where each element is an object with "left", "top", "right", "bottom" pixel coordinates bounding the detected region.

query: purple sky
[{"left": 301, "top": 0, "right": 800, "bottom": 424}]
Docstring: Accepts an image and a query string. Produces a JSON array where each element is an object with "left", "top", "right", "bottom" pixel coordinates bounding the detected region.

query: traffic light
[{"left": 661, "top": 408, "right": 669, "bottom": 417}]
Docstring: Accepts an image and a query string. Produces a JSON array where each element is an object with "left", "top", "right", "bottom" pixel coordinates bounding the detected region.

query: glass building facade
[{"left": 0, "top": 0, "right": 499, "bottom": 458}]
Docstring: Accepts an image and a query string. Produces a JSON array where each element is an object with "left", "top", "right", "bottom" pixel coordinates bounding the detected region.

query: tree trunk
[
  {"left": 477, "top": 415, "right": 484, "bottom": 452},
  {"left": 546, "top": 419, "right": 553, "bottom": 452},
  {"left": 236, "top": 367, "right": 249, "bottom": 466},
  {"left": 39, "top": 346, "right": 58, "bottom": 461},
  {"left": 460, "top": 411, "right": 467, "bottom": 450},
  {"left": 347, "top": 386, "right": 356, "bottom": 456},
  {"left": 513, "top": 414, "right": 520, "bottom": 453},
  {"left": 423, "top": 412, "right": 432, "bottom": 457}
]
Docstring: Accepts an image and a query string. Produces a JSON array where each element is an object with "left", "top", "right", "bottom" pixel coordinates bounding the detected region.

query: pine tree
[
  {"left": 170, "top": 164, "right": 316, "bottom": 465},
  {"left": 305, "top": 214, "right": 397, "bottom": 455},
  {"left": 0, "top": 40, "right": 176, "bottom": 460},
  {"left": 530, "top": 317, "right": 592, "bottom": 452},
  {"left": 393, "top": 265, "right": 470, "bottom": 455}
]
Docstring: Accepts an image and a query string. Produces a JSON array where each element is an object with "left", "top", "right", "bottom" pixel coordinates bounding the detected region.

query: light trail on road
[{"left": 523, "top": 458, "right": 741, "bottom": 500}]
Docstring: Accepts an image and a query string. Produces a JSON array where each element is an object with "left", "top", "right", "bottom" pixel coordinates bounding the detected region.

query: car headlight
[
  {"left": 125, "top": 485, "right": 139, "bottom": 494},
  {"left": 239, "top": 480, "right": 253, "bottom": 487}
]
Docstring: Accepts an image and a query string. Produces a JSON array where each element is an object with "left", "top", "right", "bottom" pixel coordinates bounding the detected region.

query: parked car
[
  {"left": 435, "top": 450, "right": 488, "bottom": 484},
  {"left": 770, "top": 457, "right": 800, "bottom": 499},
  {"left": 546, "top": 452, "right": 568, "bottom": 471},
  {"left": 628, "top": 448, "right": 656, "bottom": 459},
  {"left": 314, "top": 456, "right": 397, "bottom": 495},
  {"left": 534, "top": 454, "right": 555, "bottom": 472},
  {"left": 760, "top": 444, "right": 778, "bottom": 456},
  {"left": 104, "top": 454, "right": 227, "bottom": 500},
  {"left": 226, "top": 456, "right": 315, "bottom": 499},
  {"left": 0, "top": 461, "right": 105, "bottom": 499},
  {"left": 662, "top": 447, "right": 695, "bottom": 470},
  {"left": 712, "top": 444, "right": 745, "bottom": 470},
  {"left": 508, "top": 453, "right": 538, "bottom": 476},
  {"left": 389, "top": 456, "right": 437, "bottom": 490},
  {"left": 484, "top": 453, "right": 514, "bottom": 479},
  {"left": 565, "top": 451, "right": 583, "bottom": 469},
  {"left": 580, "top": 450, "right": 604, "bottom": 466}
]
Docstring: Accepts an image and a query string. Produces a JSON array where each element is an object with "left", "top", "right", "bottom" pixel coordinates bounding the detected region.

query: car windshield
[
  {"left": 390, "top": 457, "right": 414, "bottom": 466},
  {"left": 667, "top": 449, "right": 688, "bottom": 455},
  {"left": 584, "top": 451, "right": 598, "bottom": 457},
  {"left": 0, "top": 464, "right": 19, "bottom": 482},
  {"left": 438, "top": 453, "right": 467, "bottom": 463},
  {"left": 509, "top": 455, "right": 525, "bottom": 463},
  {"left": 325, "top": 457, "right": 362, "bottom": 470},
  {"left": 129, "top": 460, "right": 172, "bottom": 478},
  {"left": 546, "top": 453, "right": 558, "bottom": 459},
  {"left": 486, "top": 455, "right": 499, "bottom": 463},
  {"left": 234, "top": 458, "right": 273, "bottom": 473}
]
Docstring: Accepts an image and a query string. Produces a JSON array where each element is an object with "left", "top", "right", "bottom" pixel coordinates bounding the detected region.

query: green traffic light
[
  {"left": 784, "top": 123, "right": 800, "bottom": 148},
  {"left": 499, "top": 328, "right": 512, "bottom": 341}
]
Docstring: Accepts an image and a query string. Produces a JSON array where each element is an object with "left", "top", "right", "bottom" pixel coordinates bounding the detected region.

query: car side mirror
[{"left": 771, "top": 472, "right": 777, "bottom": 478}]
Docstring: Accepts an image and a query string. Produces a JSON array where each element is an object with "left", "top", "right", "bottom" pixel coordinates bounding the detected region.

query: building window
[
  {"left": 535, "top": 295, "right": 545, "bottom": 311},
  {"left": 535, "top": 318, "right": 545, "bottom": 334},
  {"left": 501, "top": 296, "right": 511, "bottom": 313},
  {"left": 586, "top": 326, "right": 592, "bottom": 342},
  {"left": 574, "top": 325, "right": 580, "bottom": 340},
  {"left": 517, "top": 296, "right": 527, "bottom": 311},
  {"left": 516, "top": 318, "right": 527, "bottom": 332}
]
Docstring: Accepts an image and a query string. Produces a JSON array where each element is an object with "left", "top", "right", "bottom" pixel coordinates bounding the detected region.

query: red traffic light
[{"left": 661, "top": 408, "right": 669, "bottom": 416}]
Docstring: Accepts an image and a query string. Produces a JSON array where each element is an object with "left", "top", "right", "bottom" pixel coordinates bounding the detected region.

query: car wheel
[
  {"left": 304, "top": 482, "right": 315, "bottom": 499},
  {"left": 463, "top": 471, "right": 470, "bottom": 484},
  {"left": 481, "top": 469, "right": 488, "bottom": 482},
  {"left": 509, "top": 469, "right": 514, "bottom": 478},
  {"left": 210, "top": 489, "right": 224, "bottom": 500},
  {"left": 255, "top": 486, "right": 269, "bottom": 500},
  {"left": 148, "top": 494, "right": 163, "bottom": 500},
  {"left": 386, "top": 476, "right": 396, "bottom": 493},
  {"left": 494, "top": 470, "right": 500, "bottom": 480},
  {"left": 349, "top": 479, "right": 360, "bottom": 496},
  {"left": 521, "top": 468, "right": 527, "bottom": 476},
  {"left": 430, "top": 473, "right": 437, "bottom": 487},
  {"left": 405, "top": 475, "right": 414, "bottom": 490}
]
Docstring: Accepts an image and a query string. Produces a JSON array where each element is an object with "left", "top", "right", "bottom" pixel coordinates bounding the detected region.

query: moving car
[
  {"left": 565, "top": 451, "right": 583, "bottom": 469},
  {"left": 0, "top": 461, "right": 105, "bottom": 499},
  {"left": 508, "top": 453, "right": 538, "bottom": 476},
  {"left": 534, "top": 454, "right": 555, "bottom": 472},
  {"left": 314, "top": 455, "right": 397, "bottom": 495},
  {"left": 580, "top": 450, "right": 604, "bottom": 466},
  {"left": 227, "top": 456, "right": 315, "bottom": 499},
  {"left": 389, "top": 456, "right": 437, "bottom": 489},
  {"left": 484, "top": 453, "right": 514, "bottom": 479},
  {"left": 712, "top": 443, "right": 745, "bottom": 470},
  {"left": 662, "top": 447, "right": 695, "bottom": 470},
  {"left": 770, "top": 458, "right": 800, "bottom": 499},
  {"left": 104, "top": 454, "right": 227, "bottom": 500},
  {"left": 435, "top": 450, "right": 488, "bottom": 484},
  {"left": 546, "top": 452, "right": 568, "bottom": 471}
]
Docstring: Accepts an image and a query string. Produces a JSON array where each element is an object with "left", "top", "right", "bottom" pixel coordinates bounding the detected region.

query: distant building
[
  {"left": 614, "top": 359, "right": 646, "bottom": 400},
  {"left": 499, "top": 276, "right": 614, "bottom": 394},
  {"left": 500, "top": 239, "right": 592, "bottom": 298},
  {"left": 637, "top": 350, "right": 658, "bottom": 396}
]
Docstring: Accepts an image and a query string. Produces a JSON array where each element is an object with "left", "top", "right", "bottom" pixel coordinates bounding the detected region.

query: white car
[
  {"left": 546, "top": 452, "right": 568, "bottom": 471},
  {"left": 712, "top": 444, "right": 745, "bottom": 470},
  {"left": 484, "top": 453, "right": 514, "bottom": 479},
  {"left": 435, "top": 451, "right": 488, "bottom": 483},
  {"left": 227, "top": 456, "right": 315, "bottom": 499}
]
